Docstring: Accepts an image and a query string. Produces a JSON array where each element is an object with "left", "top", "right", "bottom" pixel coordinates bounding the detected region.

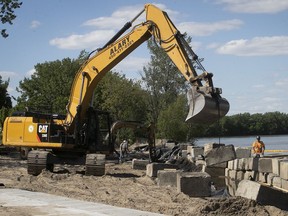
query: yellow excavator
[{"left": 2, "top": 4, "right": 229, "bottom": 175}]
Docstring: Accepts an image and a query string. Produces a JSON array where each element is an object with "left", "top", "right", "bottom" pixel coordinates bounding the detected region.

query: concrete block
[
  {"left": 273, "top": 176, "right": 282, "bottom": 188},
  {"left": 146, "top": 163, "right": 178, "bottom": 177},
  {"left": 177, "top": 172, "right": 211, "bottom": 197},
  {"left": 205, "top": 145, "right": 236, "bottom": 166},
  {"left": 280, "top": 160, "right": 288, "bottom": 180},
  {"left": 227, "top": 160, "right": 234, "bottom": 170},
  {"left": 272, "top": 158, "right": 288, "bottom": 176},
  {"left": 258, "top": 158, "right": 273, "bottom": 173},
  {"left": 229, "top": 169, "right": 237, "bottom": 180},
  {"left": 236, "top": 171, "right": 245, "bottom": 182},
  {"left": 202, "top": 166, "right": 225, "bottom": 177},
  {"left": 132, "top": 159, "right": 149, "bottom": 170},
  {"left": 191, "top": 147, "right": 204, "bottom": 158},
  {"left": 157, "top": 170, "right": 182, "bottom": 187},
  {"left": 258, "top": 172, "right": 268, "bottom": 183},
  {"left": 233, "top": 159, "right": 239, "bottom": 170},
  {"left": 236, "top": 180, "right": 288, "bottom": 210},
  {"left": 281, "top": 179, "right": 288, "bottom": 190},
  {"left": 244, "top": 171, "right": 257, "bottom": 181},
  {"left": 203, "top": 143, "right": 225, "bottom": 156},
  {"left": 237, "top": 158, "right": 246, "bottom": 171},
  {"left": 246, "top": 157, "right": 259, "bottom": 171},
  {"left": 235, "top": 147, "right": 252, "bottom": 158},
  {"left": 208, "top": 162, "right": 227, "bottom": 168},
  {"left": 267, "top": 173, "right": 277, "bottom": 186}
]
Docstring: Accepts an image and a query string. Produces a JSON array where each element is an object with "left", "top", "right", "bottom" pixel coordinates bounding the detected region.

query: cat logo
[{"left": 38, "top": 124, "right": 48, "bottom": 133}]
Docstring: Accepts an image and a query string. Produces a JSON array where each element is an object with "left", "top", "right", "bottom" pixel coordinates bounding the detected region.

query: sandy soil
[{"left": 0, "top": 153, "right": 287, "bottom": 216}]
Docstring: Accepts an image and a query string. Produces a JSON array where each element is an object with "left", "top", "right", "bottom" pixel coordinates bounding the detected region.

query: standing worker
[
  {"left": 252, "top": 136, "right": 265, "bottom": 157},
  {"left": 119, "top": 139, "right": 129, "bottom": 163}
]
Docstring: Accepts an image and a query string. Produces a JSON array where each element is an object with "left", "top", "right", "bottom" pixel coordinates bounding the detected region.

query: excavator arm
[{"left": 64, "top": 4, "right": 229, "bottom": 131}]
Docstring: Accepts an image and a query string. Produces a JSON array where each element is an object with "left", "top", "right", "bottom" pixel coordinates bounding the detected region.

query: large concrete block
[
  {"left": 237, "top": 158, "right": 246, "bottom": 171},
  {"left": 203, "top": 143, "right": 225, "bottom": 156},
  {"left": 281, "top": 179, "right": 288, "bottom": 190},
  {"left": 258, "top": 172, "right": 268, "bottom": 183},
  {"left": 177, "top": 172, "right": 211, "bottom": 197},
  {"left": 203, "top": 166, "right": 225, "bottom": 177},
  {"left": 236, "top": 180, "right": 288, "bottom": 210},
  {"left": 258, "top": 158, "right": 273, "bottom": 173},
  {"left": 157, "top": 170, "right": 182, "bottom": 187},
  {"left": 205, "top": 145, "right": 236, "bottom": 166},
  {"left": 246, "top": 157, "right": 259, "bottom": 171},
  {"left": 267, "top": 173, "right": 277, "bottom": 186},
  {"left": 272, "top": 158, "right": 288, "bottom": 176},
  {"left": 132, "top": 159, "right": 149, "bottom": 170},
  {"left": 273, "top": 176, "right": 282, "bottom": 188},
  {"left": 235, "top": 147, "right": 252, "bottom": 159},
  {"left": 189, "top": 146, "right": 204, "bottom": 158},
  {"left": 280, "top": 160, "right": 288, "bottom": 180},
  {"left": 227, "top": 160, "right": 234, "bottom": 170},
  {"left": 146, "top": 163, "right": 178, "bottom": 177}
]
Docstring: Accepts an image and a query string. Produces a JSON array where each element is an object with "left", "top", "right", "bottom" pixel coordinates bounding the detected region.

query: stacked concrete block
[
  {"left": 157, "top": 169, "right": 182, "bottom": 187},
  {"left": 258, "top": 158, "right": 273, "bottom": 173},
  {"left": 279, "top": 160, "right": 288, "bottom": 180},
  {"left": 146, "top": 163, "right": 178, "bottom": 177},
  {"left": 225, "top": 156, "right": 288, "bottom": 195},
  {"left": 235, "top": 147, "right": 252, "bottom": 158},
  {"left": 177, "top": 172, "right": 211, "bottom": 197},
  {"left": 236, "top": 180, "right": 288, "bottom": 211},
  {"left": 205, "top": 144, "right": 236, "bottom": 166},
  {"left": 202, "top": 165, "right": 226, "bottom": 189},
  {"left": 132, "top": 159, "right": 149, "bottom": 170},
  {"left": 187, "top": 146, "right": 204, "bottom": 158}
]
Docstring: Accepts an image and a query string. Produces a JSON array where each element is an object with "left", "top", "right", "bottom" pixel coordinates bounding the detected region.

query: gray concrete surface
[{"left": 0, "top": 188, "right": 163, "bottom": 216}]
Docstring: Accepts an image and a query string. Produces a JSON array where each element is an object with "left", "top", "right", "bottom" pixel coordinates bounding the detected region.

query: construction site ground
[{"left": 0, "top": 153, "right": 287, "bottom": 216}]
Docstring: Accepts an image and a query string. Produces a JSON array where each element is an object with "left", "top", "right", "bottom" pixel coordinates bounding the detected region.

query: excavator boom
[{"left": 65, "top": 4, "right": 229, "bottom": 128}]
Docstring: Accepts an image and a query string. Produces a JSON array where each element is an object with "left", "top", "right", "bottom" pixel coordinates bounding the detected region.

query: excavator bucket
[{"left": 186, "top": 87, "right": 229, "bottom": 124}]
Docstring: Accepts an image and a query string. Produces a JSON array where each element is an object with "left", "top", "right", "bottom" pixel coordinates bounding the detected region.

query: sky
[{"left": 0, "top": 0, "right": 288, "bottom": 116}]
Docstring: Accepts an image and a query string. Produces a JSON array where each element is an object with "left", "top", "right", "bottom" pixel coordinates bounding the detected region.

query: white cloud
[
  {"left": 216, "top": 36, "right": 288, "bottom": 56},
  {"left": 0, "top": 71, "right": 17, "bottom": 80},
  {"left": 178, "top": 19, "right": 243, "bottom": 36},
  {"left": 115, "top": 56, "right": 149, "bottom": 79},
  {"left": 26, "top": 69, "right": 36, "bottom": 77},
  {"left": 30, "top": 20, "right": 41, "bottom": 29},
  {"left": 216, "top": 0, "right": 288, "bottom": 13},
  {"left": 50, "top": 3, "right": 181, "bottom": 50},
  {"left": 49, "top": 30, "right": 115, "bottom": 50}
]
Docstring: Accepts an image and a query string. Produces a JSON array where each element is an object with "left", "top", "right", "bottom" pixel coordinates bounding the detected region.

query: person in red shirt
[{"left": 252, "top": 136, "right": 265, "bottom": 157}]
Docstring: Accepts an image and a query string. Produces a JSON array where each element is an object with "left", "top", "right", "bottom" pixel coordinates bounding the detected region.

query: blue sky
[{"left": 1, "top": 0, "right": 288, "bottom": 115}]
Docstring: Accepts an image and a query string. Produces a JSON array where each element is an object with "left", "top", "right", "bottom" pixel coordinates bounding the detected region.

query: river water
[{"left": 195, "top": 134, "right": 288, "bottom": 151}]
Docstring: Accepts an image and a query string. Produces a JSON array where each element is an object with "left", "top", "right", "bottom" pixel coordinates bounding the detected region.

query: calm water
[{"left": 195, "top": 134, "right": 288, "bottom": 150}]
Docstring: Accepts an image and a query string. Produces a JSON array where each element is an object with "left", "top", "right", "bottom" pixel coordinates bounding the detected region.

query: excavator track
[
  {"left": 85, "top": 153, "right": 106, "bottom": 176},
  {"left": 27, "top": 150, "right": 54, "bottom": 176}
]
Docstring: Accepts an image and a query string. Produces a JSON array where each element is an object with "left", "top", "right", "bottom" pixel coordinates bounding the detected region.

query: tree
[
  {"left": 141, "top": 39, "right": 187, "bottom": 125},
  {"left": 0, "top": 0, "right": 22, "bottom": 38},
  {"left": 157, "top": 95, "right": 190, "bottom": 141},
  {"left": 0, "top": 76, "right": 12, "bottom": 108},
  {"left": 93, "top": 71, "right": 149, "bottom": 122},
  {"left": 0, "top": 75, "right": 12, "bottom": 129},
  {"left": 15, "top": 54, "right": 86, "bottom": 113}
]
